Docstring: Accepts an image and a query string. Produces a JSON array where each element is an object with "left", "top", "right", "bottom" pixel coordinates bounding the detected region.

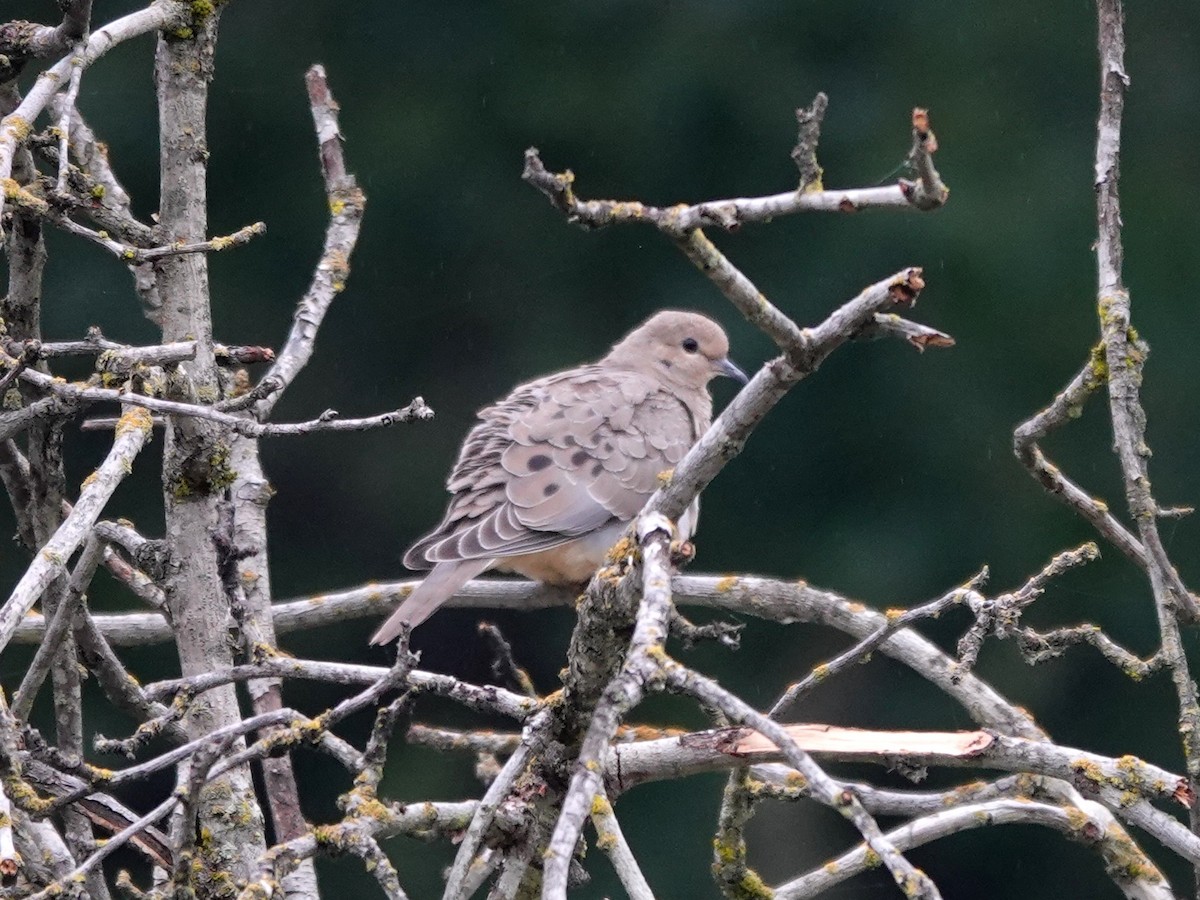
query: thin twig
[
  {"left": 773, "top": 798, "right": 1167, "bottom": 900},
  {"left": 251, "top": 63, "right": 367, "bottom": 422},
  {"left": 8, "top": 358, "right": 432, "bottom": 437},
  {"left": 54, "top": 43, "right": 88, "bottom": 195},
  {"left": 55, "top": 216, "right": 266, "bottom": 263},
  {"left": 771, "top": 569, "right": 988, "bottom": 718},
  {"left": 521, "top": 105, "right": 947, "bottom": 234},
  {"left": 11, "top": 535, "right": 103, "bottom": 720}
]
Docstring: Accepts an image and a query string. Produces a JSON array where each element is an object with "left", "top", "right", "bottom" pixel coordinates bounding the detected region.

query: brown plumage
[{"left": 370, "top": 310, "right": 747, "bottom": 643}]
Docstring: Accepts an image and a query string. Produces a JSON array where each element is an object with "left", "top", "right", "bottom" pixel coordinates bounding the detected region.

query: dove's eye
[{"left": 681, "top": 337, "right": 699, "bottom": 353}]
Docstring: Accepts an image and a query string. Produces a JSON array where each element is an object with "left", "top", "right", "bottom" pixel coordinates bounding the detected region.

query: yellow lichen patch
[
  {"left": 618, "top": 723, "right": 685, "bottom": 741},
  {"left": 349, "top": 794, "right": 390, "bottom": 823},
  {"left": 1115, "top": 755, "right": 1142, "bottom": 777},
  {"left": 736, "top": 871, "right": 773, "bottom": 898},
  {"left": 590, "top": 794, "right": 612, "bottom": 817},
  {"left": 715, "top": 575, "right": 738, "bottom": 593},
  {"left": 1063, "top": 805, "right": 1090, "bottom": 831},
  {"left": 1070, "top": 758, "right": 1104, "bottom": 784},
  {"left": 604, "top": 535, "right": 635, "bottom": 564},
  {"left": 845, "top": 601, "right": 865, "bottom": 614},
  {"left": 5, "top": 117, "right": 31, "bottom": 141},
  {"left": 644, "top": 645, "right": 670, "bottom": 663},
  {"left": 114, "top": 406, "right": 154, "bottom": 437},
  {"left": 784, "top": 771, "right": 808, "bottom": 791},
  {"left": 4, "top": 775, "right": 54, "bottom": 814},
  {"left": 884, "top": 607, "right": 904, "bottom": 621}
]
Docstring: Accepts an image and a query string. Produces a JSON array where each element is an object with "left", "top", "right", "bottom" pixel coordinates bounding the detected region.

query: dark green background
[{"left": 3, "top": 1, "right": 1200, "bottom": 896}]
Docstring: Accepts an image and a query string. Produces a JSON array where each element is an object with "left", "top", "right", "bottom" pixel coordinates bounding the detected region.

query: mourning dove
[{"left": 370, "top": 310, "right": 747, "bottom": 644}]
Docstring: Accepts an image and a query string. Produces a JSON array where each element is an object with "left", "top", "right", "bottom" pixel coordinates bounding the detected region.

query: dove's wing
[{"left": 403, "top": 366, "right": 700, "bottom": 569}]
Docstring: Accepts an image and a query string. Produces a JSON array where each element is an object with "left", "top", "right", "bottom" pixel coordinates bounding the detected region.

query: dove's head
[{"left": 606, "top": 310, "right": 748, "bottom": 391}]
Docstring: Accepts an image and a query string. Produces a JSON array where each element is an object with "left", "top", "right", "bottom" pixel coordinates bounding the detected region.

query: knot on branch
[
  {"left": 900, "top": 107, "right": 949, "bottom": 210},
  {"left": 522, "top": 147, "right": 579, "bottom": 219},
  {"left": 791, "top": 91, "right": 828, "bottom": 192}
]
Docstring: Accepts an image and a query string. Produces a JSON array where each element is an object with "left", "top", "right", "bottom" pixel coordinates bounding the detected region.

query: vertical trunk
[
  {"left": 153, "top": 9, "right": 266, "bottom": 891},
  {"left": 228, "top": 433, "right": 320, "bottom": 898}
]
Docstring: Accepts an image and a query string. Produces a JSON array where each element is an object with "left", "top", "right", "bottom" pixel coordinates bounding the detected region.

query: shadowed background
[{"left": 2, "top": 1, "right": 1199, "bottom": 896}]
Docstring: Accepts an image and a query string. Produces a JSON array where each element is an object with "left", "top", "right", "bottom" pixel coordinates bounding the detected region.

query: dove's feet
[{"left": 669, "top": 540, "right": 696, "bottom": 568}]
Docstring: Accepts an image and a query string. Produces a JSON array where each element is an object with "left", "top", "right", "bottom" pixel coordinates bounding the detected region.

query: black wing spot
[
  {"left": 591, "top": 462, "right": 604, "bottom": 477},
  {"left": 543, "top": 483, "right": 560, "bottom": 496},
  {"left": 570, "top": 449, "right": 590, "bottom": 466},
  {"left": 527, "top": 454, "right": 552, "bottom": 471}
]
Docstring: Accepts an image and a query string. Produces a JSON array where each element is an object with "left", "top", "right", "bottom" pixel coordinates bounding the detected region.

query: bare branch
[
  {"left": 252, "top": 63, "right": 367, "bottom": 422},
  {"left": 954, "top": 543, "right": 1101, "bottom": 673},
  {"left": 522, "top": 104, "right": 946, "bottom": 234},
  {"left": 0, "top": 0, "right": 92, "bottom": 60},
  {"left": 590, "top": 791, "right": 654, "bottom": 900},
  {"left": 663, "top": 682, "right": 943, "bottom": 898},
  {"left": 7, "top": 358, "right": 432, "bottom": 437},
  {"left": 4, "top": 333, "right": 273, "bottom": 366},
  {"left": 1091, "top": 3, "right": 1200, "bottom": 888},
  {"left": 858, "top": 312, "right": 955, "bottom": 351},
  {"left": 11, "top": 534, "right": 102, "bottom": 720},
  {"left": 0, "top": 3, "right": 182, "bottom": 225},
  {"left": 608, "top": 725, "right": 1193, "bottom": 813},
  {"left": 790, "top": 92, "right": 828, "bottom": 191},
  {"left": 1013, "top": 346, "right": 1150, "bottom": 568},
  {"left": 648, "top": 268, "right": 927, "bottom": 523},
  {"left": 442, "top": 710, "right": 549, "bottom": 900},
  {"left": 54, "top": 216, "right": 267, "bottom": 263},
  {"left": 54, "top": 43, "right": 88, "bottom": 196},
  {"left": 0, "top": 408, "right": 151, "bottom": 653},
  {"left": 774, "top": 798, "right": 1168, "bottom": 900},
  {"left": 771, "top": 568, "right": 988, "bottom": 718},
  {"left": 542, "top": 513, "right": 678, "bottom": 898}
]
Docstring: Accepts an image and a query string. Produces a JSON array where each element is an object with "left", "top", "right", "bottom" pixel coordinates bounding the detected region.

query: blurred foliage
[{"left": 2, "top": 1, "right": 1199, "bottom": 896}]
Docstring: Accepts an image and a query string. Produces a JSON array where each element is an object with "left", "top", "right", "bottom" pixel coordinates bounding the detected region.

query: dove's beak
[{"left": 713, "top": 357, "right": 749, "bottom": 384}]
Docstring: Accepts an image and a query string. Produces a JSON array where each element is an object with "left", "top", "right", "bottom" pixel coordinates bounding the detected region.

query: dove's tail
[{"left": 370, "top": 558, "right": 494, "bottom": 644}]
